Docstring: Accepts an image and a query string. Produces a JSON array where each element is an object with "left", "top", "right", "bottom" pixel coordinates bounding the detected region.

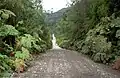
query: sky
[{"left": 42, "top": 0, "right": 71, "bottom": 12}]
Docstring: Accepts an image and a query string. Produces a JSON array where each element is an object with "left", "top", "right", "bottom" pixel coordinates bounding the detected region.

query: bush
[
  {"left": 0, "top": 8, "right": 52, "bottom": 75},
  {"left": 0, "top": 54, "right": 13, "bottom": 77}
]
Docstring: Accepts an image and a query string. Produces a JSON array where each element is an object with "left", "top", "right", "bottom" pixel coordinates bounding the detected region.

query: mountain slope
[{"left": 45, "top": 8, "right": 69, "bottom": 24}]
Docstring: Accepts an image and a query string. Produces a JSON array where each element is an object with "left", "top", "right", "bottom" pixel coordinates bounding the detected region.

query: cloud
[{"left": 42, "top": 0, "right": 70, "bottom": 12}]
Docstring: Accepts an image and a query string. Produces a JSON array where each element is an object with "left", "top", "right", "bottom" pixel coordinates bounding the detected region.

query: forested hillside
[
  {"left": 55, "top": 0, "right": 120, "bottom": 65},
  {"left": 0, "top": 0, "right": 52, "bottom": 77},
  {"left": 45, "top": 8, "right": 69, "bottom": 33},
  {"left": 45, "top": 8, "right": 68, "bottom": 24}
]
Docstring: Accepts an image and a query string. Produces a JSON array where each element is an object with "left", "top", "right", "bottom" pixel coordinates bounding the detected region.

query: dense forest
[
  {"left": 0, "top": 0, "right": 52, "bottom": 77},
  {"left": 1, "top": 0, "right": 120, "bottom": 77},
  {"left": 54, "top": 0, "right": 120, "bottom": 65}
]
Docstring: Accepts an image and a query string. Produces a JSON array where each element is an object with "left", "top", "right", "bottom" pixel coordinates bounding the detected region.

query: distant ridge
[{"left": 45, "top": 8, "right": 69, "bottom": 24}]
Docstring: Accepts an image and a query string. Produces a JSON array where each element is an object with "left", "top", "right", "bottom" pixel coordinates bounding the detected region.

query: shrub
[{"left": 0, "top": 54, "right": 13, "bottom": 77}]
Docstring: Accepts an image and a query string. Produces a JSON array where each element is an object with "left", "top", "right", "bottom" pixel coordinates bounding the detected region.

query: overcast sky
[{"left": 42, "top": 0, "right": 71, "bottom": 12}]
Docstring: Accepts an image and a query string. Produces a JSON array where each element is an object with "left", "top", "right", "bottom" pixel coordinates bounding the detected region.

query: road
[
  {"left": 12, "top": 34, "right": 120, "bottom": 78},
  {"left": 12, "top": 49, "right": 120, "bottom": 78}
]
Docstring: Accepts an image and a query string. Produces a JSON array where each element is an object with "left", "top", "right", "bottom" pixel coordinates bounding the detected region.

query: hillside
[{"left": 45, "top": 8, "right": 69, "bottom": 24}]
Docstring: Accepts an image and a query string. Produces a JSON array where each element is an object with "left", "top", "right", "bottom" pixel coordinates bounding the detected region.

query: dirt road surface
[{"left": 12, "top": 49, "right": 120, "bottom": 78}]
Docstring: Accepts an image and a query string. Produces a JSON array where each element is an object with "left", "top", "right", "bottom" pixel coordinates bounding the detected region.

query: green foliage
[
  {"left": 0, "top": 54, "right": 11, "bottom": 71},
  {"left": 82, "top": 35, "right": 112, "bottom": 63},
  {"left": 0, "top": 54, "right": 12, "bottom": 77},
  {"left": 55, "top": 0, "right": 120, "bottom": 65},
  {"left": 0, "top": 9, "right": 16, "bottom": 19},
  {"left": 0, "top": 0, "right": 52, "bottom": 75},
  {"left": 88, "top": 0, "right": 109, "bottom": 24},
  {"left": 19, "top": 34, "right": 48, "bottom": 53},
  {"left": 0, "top": 25, "right": 19, "bottom": 36},
  {"left": 15, "top": 47, "right": 30, "bottom": 60},
  {"left": 80, "top": 17, "right": 120, "bottom": 63},
  {"left": 1, "top": 43, "right": 14, "bottom": 56},
  {"left": 20, "top": 34, "right": 38, "bottom": 49}
]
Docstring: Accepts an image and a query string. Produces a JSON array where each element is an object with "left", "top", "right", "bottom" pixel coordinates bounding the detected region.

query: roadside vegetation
[
  {"left": 1, "top": 0, "right": 120, "bottom": 77},
  {"left": 0, "top": 0, "right": 52, "bottom": 77},
  {"left": 55, "top": 0, "right": 120, "bottom": 65}
]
